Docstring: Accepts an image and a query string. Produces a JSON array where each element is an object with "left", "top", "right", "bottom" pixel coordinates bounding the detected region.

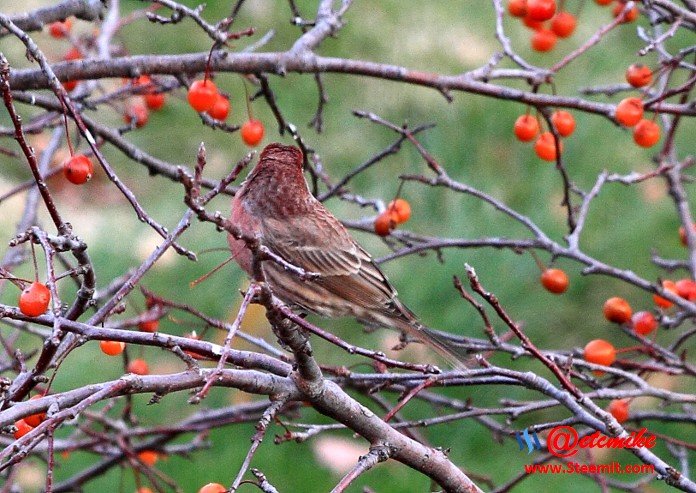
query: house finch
[{"left": 229, "top": 143, "right": 464, "bottom": 366}]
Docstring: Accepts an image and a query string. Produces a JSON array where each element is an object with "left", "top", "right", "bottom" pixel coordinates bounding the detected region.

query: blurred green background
[{"left": 0, "top": 0, "right": 694, "bottom": 491}]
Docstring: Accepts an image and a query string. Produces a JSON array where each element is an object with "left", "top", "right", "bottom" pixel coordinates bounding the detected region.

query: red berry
[
  {"left": 48, "top": 19, "right": 73, "bottom": 39},
  {"left": 241, "top": 119, "right": 265, "bottom": 147},
  {"left": 64, "top": 47, "right": 82, "bottom": 61},
  {"left": 513, "top": 114, "right": 540, "bottom": 142},
  {"left": 631, "top": 311, "right": 657, "bottom": 336},
  {"left": 63, "top": 80, "right": 78, "bottom": 92},
  {"left": 613, "top": 2, "right": 639, "bottom": 22},
  {"left": 508, "top": 0, "right": 527, "bottom": 17},
  {"left": 124, "top": 102, "right": 149, "bottom": 128},
  {"left": 603, "top": 297, "right": 632, "bottom": 324},
  {"left": 607, "top": 399, "right": 630, "bottom": 423},
  {"left": 184, "top": 332, "right": 205, "bottom": 360},
  {"left": 387, "top": 199, "right": 412, "bottom": 224},
  {"left": 551, "top": 11, "right": 577, "bottom": 37},
  {"left": 138, "top": 450, "right": 158, "bottom": 466},
  {"left": 139, "top": 319, "right": 159, "bottom": 333},
  {"left": 595, "top": 0, "right": 613, "bottom": 5},
  {"left": 198, "top": 484, "right": 226, "bottom": 493},
  {"left": 144, "top": 93, "right": 166, "bottom": 110},
  {"left": 100, "top": 340, "right": 125, "bottom": 356},
  {"left": 19, "top": 281, "right": 51, "bottom": 317},
  {"left": 551, "top": 110, "right": 576, "bottom": 137},
  {"left": 679, "top": 223, "right": 696, "bottom": 246},
  {"left": 127, "top": 358, "right": 149, "bottom": 375},
  {"left": 526, "top": 0, "right": 556, "bottom": 21},
  {"left": 534, "top": 132, "right": 563, "bottom": 161},
  {"left": 653, "top": 280, "right": 678, "bottom": 308},
  {"left": 13, "top": 419, "right": 34, "bottom": 439},
  {"left": 208, "top": 94, "right": 230, "bottom": 121},
  {"left": 374, "top": 211, "right": 398, "bottom": 236},
  {"left": 675, "top": 279, "right": 696, "bottom": 301},
  {"left": 131, "top": 75, "right": 152, "bottom": 88},
  {"left": 633, "top": 119, "right": 660, "bottom": 147},
  {"left": 187, "top": 79, "right": 218, "bottom": 112},
  {"left": 531, "top": 29, "right": 557, "bottom": 52},
  {"left": 24, "top": 395, "right": 47, "bottom": 427},
  {"left": 584, "top": 339, "right": 616, "bottom": 367},
  {"left": 523, "top": 14, "right": 544, "bottom": 30},
  {"left": 625, "top": 64, "right": 652, "bottom": 88},
  {"left": 540, "top": 268, "right": 569, "bottom": 294},
  {"left": 61, "top": 48, "right": 82, "bottom": 92},
  {"left": 63, "top": 154, "right": 94, "bottom": 185},
  {"left": 615, "top": 97, "right": 644, "bottom": 127}
]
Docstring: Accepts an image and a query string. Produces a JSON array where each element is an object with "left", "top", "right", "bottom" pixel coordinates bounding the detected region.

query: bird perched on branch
[{"left": 229, "top": 142, "right": 464, "bottom": 366}]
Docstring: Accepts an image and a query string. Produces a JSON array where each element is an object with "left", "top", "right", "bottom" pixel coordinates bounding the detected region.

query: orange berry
[
  {"left": 144, "top": 93, "right": 166, "bottom": 110},
  {"left": 508, "top": 0, "right": 527, "bottom": 17},
  {"left": 374, "top": 211, "right": 397, "bottom": 236},
  {"left": 675, "top": 279, "right": 696, "bottom": 301},
  {"left": 48, "top": 19, "right": 73, "bottom": 39},
  {"left": 653, "top": 280, "right": 678, "bottom": 308},
  {"left": 13, "top": 419, "right": 34, "bottom": 439},
  {"left": 584, "top": 339, "right": 616, "bottom": 367},
  {"left": 523, "top": 14, "right": 544, "bottom": 29},
  {"left": 615, "top": 97, "right": 643, "bottom": 127},
  {"left": 198, "top": 484, "right": 226, "bottom": 493},
  {"left": 139, "top": 319, "right": 159, "bottom": 332},
  {"left": 613, "top": 2, "right": 639, "bottom": 22},
  {"left": 531, "top": 29, "right": 557, "bottom": 51},
  {"left": 100, "top": 340, "right": 125, "bottom": 356},
  {"left": 551, "top": 110, "right": 575, "bottom": 137},
  {"left": 526, "top": 0, "right": 556, "bottom": 21},
  {"left": 187, "top": 79, "right": 218, "bottom": 112},
  {"left": 625, "top": 64, "right": 652, "bottom": 88},
  {"left": 63, "top": 154, "right": 94, "bottom": 185},
  {"left": 132, "top": 75, "right": 152, "bottom": 88},
  {"left": 138, "top": 450, "right": 158, "bottom": 466},
  {"left": 184, "top": 332, "right": 204, "bottom": 360},
  {"left": 124, "top": 102, "right": 149, "bottom": 128},
  {"left": 64, "top": 47, "right": 82, "bottom": 61},
  {"left": 633, "top": 119, "right": 660, "bottom": 147},
  {"left": 603, "top": 297, "right": 632, "bottom": 324},
  {"left": 387, "top": 199, "right": 412, "bottom": 224},
  {"left": 208, "top": 94, "right": 230, "bottom": 121},
  {"left": 551, "top": 11, "right": 577, "bottom": 37},
  {"left": 631, "top": 311, "right": 657, "bottom": 336},
  {"left": 137, "top": 488, "right": 154, "bottom": 493},
  {"left": 241, "top": 119, "right": 265, "bottom": 147},
  {"left": 679, "top": 224, "right": 696, "bottom": 246},
  {"left": 540, "top": 268, "right": 569, "bottom": 294},
  {"left": 63, "top": 80, "right": 78, "bottom": 92},
  {"left": 513, "top": 114, "right": 540, "bottom": 142},
  {"left": 19, "top": 281, "right": 51, "bottom": 317},
  {"left": 607, "top": 399, "right": 630, "bottom": 423},
  {"left": 128, "top": 358, "right": 149, "bottom": 375},
  {"left": 24, "top": 395, "right": 47, "bottom": 427},
  {"left": 534, "top": 132, "right": 563, "bottom": 161}
]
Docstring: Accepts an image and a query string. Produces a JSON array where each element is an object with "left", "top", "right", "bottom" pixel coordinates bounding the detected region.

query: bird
[{"left": 228, "top": 142, "right": 464, "bottom": 366}]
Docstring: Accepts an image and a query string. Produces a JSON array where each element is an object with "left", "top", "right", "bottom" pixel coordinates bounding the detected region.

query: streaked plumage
[{"left": 229, "top": 143, "right": 462, "bottom": 366}]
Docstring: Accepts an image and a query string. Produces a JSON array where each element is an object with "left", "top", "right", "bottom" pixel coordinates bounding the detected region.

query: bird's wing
[{"left": 260, "top": 210, "right": 402, "bottom": 309}]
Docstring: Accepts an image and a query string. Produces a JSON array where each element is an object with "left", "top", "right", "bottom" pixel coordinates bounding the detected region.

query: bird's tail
[{"left": 392, "top": 317, "right": 470, "bottom": 369}]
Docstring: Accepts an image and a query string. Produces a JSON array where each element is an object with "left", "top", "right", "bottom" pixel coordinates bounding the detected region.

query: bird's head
[{"left": 238, "top": 143, "right": 312, "bottom": 216}]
